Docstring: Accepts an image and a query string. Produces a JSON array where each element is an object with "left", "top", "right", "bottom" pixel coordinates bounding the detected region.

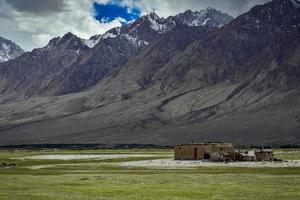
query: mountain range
[
  {"left": 0, "top": 8, "right": 232, "bottom": 98},
  {"left": 0, "top": 0, "right": 299, "bottom": 145},
  {"left": 0, "top": 36, "right": 24, "bottom": 63}
]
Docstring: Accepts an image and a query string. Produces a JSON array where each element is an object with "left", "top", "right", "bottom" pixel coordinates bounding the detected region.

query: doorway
[
  {"left": 204, "top": 152, "right": 211, "bottom": 160},
  {"left": 194, "top": 148, "right": 198, "bottom": 160}
]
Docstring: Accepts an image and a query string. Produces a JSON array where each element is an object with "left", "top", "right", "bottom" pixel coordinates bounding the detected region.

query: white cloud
[
  {"left": 33, "top": 33, "right": 53, "bottom": 47},
  {"left": 133, "top": 0, "right": 271, "bottom": 17},
  {"left": 0, "top": 0, "right": 123, "bottom": 50},
  {"left": 0, "top": 0, "right": 271, "bottom": 51}
]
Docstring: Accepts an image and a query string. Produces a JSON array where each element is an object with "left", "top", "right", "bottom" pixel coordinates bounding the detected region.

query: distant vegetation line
[
  {"left": 0, "top": 143, "right": 173, "bottom": 150},
  {"left": 0, "top": 143, "right": 299, "bottom": 150}
]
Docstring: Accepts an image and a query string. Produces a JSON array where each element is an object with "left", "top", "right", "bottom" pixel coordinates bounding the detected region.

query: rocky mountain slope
[
  {"left": 0, "top": 0, "right": 299, "bottom": 145},
  {"left": 0, "top": 36, "right": 24, "bottom": 63},
  {"left": 0, "top": 8, "right": 232, "bottom": 99}
]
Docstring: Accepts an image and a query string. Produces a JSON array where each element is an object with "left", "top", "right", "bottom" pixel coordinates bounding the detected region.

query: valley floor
[{"left": 0, "top": 149, "right": 299, "bottom": 200}]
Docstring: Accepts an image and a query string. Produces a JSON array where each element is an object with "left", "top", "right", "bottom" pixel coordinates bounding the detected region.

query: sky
[{"left": 0, "top": 0, "right": 271, "bottom": 51}]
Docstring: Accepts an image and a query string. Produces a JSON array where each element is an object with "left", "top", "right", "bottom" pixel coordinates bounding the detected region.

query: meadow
[{"left": 0, "top": 149, "right": 299, "bottom": 200}]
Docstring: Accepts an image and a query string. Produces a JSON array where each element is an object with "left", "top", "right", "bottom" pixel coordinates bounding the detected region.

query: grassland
[{"left": 0, "top": 149, "right": 299, "bottom": 200}]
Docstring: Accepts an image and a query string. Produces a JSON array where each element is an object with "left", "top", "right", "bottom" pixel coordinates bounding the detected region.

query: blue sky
[
  {"left": 93, "top": 2, "right": 141, "bottom": 25},
  {"left": 0, "top": 0, "right": 270, "bottom": 50}
]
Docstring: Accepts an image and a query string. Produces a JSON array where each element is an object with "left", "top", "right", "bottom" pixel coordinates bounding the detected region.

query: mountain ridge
[
  {"left": 0, "top": 8, "right": 233, "bottom": 99},
  {"left": 0, "top": 0, "right": 299, "bottom": 145}
]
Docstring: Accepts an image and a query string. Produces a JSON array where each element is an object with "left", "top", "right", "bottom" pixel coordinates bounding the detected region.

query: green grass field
[{"left": 0, "top": 149, "right": 299, "bottom": 200}]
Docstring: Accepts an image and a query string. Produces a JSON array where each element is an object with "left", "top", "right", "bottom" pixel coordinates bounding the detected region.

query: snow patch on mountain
[
  {"left": 123, "top": 34, "right": 137, "bottom": 44},
  {"left": 103, "top": 32, "right": 118, "bottom": 39},
  {"left": 82, "top": 38, "right": 100, "bottom": 48},
  {"left": 121, "top": 33, "right": 149, "bottom": 47},
  {"left": 82, "top": 29, "right": 121, "bottom": 49},
  {"left": 0, "top": 36, "right": 25, "bottom": 63},
  {"left": 146, "top": 13, "right": 167, "bottom": 33},
  {"left": 148, "top": 17, "right": 164, "bottom": 32},
  {"left": 80, "top": 9, "right": 233, "bottom": 50},
  {"left": 25, "top": 9, "right": 233, "bottom": 54},
  {"left": 201, "top": 18, "right": 211, "bottom": 26},
  {"left": 0, "top": 52, "right": 10, "bottom": 62},
  {"left": 2, "top": 43, "right": 9, "bottom": 52},
  {"left": 141, "top": 9, "right": 233, "bottom": 34},
  {"left": 178, "top": 8, "right": 233, "bottom": 28}
]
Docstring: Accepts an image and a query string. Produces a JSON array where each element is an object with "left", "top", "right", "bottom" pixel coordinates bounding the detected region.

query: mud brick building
[
  {"left": 174, "top": 143, "right": 274, "bottom": 162},
  {"left": 174, "top": 143, "right": 235, "bottom": 161}
]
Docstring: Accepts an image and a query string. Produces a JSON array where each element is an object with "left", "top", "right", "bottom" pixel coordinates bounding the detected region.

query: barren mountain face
[
  {"left": 0, "top": 0, "right": 299, "bottom": 145},
  {"left": 0, "top": 9, "right": 232, "bottom": 99}
]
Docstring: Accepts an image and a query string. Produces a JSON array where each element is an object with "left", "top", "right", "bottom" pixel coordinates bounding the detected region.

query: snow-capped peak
[
  {"left": 82, "top": 32, "right": 118, "bottom": 48},
  {"left": 82, "top": 37, "right": 101, "bottom": 48},
  {"left": 147, "top": 12, "right": 161, "bottom": 21},
  {"left": 147, "top": 15, "right": 166, "bottom": 32},
  {"left": 173, "top": 8, "right": 233, "bottom": 28},
  {"left": 43, "top": 9, "right": 232, "bottom": 52},
  {"left": 0, "top": 36, "right": 24, "bottom": 63},
  {"left": 134, "top": 12, "right": 167, "bottom": 33},
  {"left": 82, "top": 27, "right": 123, "bottom": 49}
]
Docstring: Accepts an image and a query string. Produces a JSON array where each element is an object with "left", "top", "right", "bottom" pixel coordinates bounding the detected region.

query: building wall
[
  {"left": 175, "top": 144, "right": 274, "bottom": 162},
  {"left": 255, "top": 152, "right": 273, "bottom": 161},
  {"left": 174, "top": 143, "right": 235, "bottom": 161},
  {"left": 174, "top": 145, "right": 206, "bottom": 160}
]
